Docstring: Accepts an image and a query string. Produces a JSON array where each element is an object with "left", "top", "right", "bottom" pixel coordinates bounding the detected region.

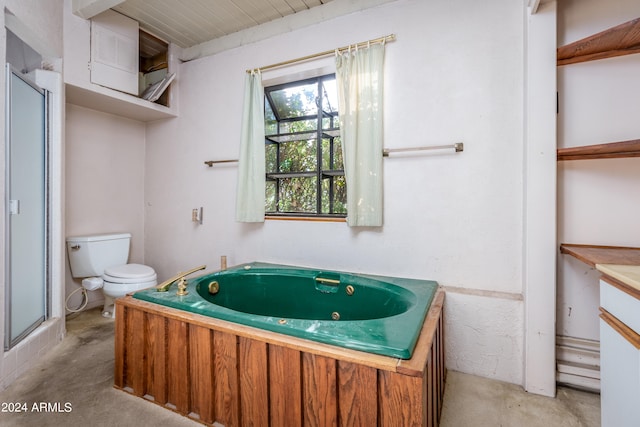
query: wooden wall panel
[
  {"left": 379, "top": 370, "right": 424, "bottom": 426},
  {"left": 114, "top": 291, "right": 446, "bottom": 427},
  {"left": 114, "top": 306, "right": 126, "bottom": 389},
  {"left": 125, "top": 308, "right": 146, "bottom": 396},
  {"left": 303, "top": 353, "right": 337, "bottom": 427},
  {"left": 166, "top": 319, "right": 189, "bottom": 413},
  {"left": 337, "top": 361, "right": 378, "bottom": 426},
  {"left": 435, "top": 312, "right": 447, "bottom": 398},
  {"left": 436, "top": 305, "right": 445, "bottom": 424},
  {"left": 426, "top": 359, "right": 434, "bottom": 427},
  {"left": 189, "top": 325, "right": 214, "bottom": 423},
  {"left": 268, "top": 346, "right": 302, "bottom": 427},
  {"left": 239, "top": 337, "right": 269, "bottom": 426},
  {"left": 145, "top": 313, "right": 167, "bottom": 404},
  {"left": 213, "top": 331, "right": 240, "bottom": 426}
]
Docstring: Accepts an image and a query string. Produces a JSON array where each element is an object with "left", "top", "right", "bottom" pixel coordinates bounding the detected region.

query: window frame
[{"left": 264, "top": 74, "right": 346, "bottom": 219}]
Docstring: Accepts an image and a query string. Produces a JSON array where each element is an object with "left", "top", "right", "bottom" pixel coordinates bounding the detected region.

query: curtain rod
[{"left": 246, "top": 34, "right": 396, "bottom": 74}]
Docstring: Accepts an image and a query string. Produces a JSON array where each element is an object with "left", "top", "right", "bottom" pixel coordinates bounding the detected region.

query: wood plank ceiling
[{"left": 113, "top": 0, "right": 333, "bottom": 49}]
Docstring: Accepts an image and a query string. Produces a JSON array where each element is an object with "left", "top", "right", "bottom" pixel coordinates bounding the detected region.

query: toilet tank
[{"left": 66, "top": 233, "right": 131, "bottom": 278}]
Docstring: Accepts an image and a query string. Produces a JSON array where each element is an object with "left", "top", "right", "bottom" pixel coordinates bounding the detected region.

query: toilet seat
[
  {"left": 103, "top": 263, "right": 157, "bottom": 284},
  {"left": 101, "top": 263, "right": 157, "bottom": 318}
]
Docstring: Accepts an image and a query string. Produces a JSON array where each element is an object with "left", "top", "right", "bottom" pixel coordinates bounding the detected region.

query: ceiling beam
[{"left": 72, "top": 0, "right": 126, "bottom": 19}]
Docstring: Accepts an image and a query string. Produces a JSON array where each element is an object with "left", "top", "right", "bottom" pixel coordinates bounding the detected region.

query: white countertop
[{"left": 596, "top": 263, "right": 640, "bottom": 292}]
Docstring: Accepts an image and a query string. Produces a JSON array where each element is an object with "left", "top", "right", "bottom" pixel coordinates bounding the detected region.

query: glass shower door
[{"left": 5, "top": 65, "right": 48, "bottom": 349}]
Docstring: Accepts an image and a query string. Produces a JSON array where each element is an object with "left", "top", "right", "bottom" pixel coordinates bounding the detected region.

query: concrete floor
[
  {"left": 440, "top": 368, "right": 600, "bottom": 427},
  {"left": 0, "top": 308, "right": 600, "bottom": 427}
]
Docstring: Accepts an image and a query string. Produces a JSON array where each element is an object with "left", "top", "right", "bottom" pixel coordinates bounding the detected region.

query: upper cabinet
[
  {"left": 90, "top": 10, "right": 139, "bottom": 96},
  {"left": 557, "top": 17, "right": 640, "bottom": 160},
  {"left": 64, "top": 6, "right": 178, "bottom": 122}
]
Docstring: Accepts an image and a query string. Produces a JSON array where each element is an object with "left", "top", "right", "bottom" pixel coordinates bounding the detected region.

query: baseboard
[{"left": 556, "top": 335, "right": 600, "bottom": 392}]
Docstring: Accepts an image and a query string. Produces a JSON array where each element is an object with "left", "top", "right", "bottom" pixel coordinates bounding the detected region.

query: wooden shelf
[
  {"left": 557, "top": 19, "right": 640, "bottom": 160},
  {"left": 557, "top": 17, "right": 640, "bottom": 66},
  {"left": 560, "top": 244, "right": 640, "bottom": 268},
  {"left": 557, "top": 139, "right": 640, "bottom": 161}
]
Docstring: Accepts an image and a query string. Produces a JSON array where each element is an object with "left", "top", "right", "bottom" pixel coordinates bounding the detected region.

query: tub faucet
[{"left": 156, "top": 264, "right": 206, "bottom": 293}]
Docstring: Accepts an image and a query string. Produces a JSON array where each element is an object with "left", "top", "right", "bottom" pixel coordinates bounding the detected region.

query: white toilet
[{"left": 66, "top": 233, "right": 157, "bottom": 317}]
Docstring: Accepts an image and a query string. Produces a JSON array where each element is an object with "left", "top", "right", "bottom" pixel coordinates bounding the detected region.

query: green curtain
[
  {"left": 235, "top": 70, "right": 266, "bottom": 222},
  {"left": 335, "top": 43, "right": 385, "bottom": 227}
]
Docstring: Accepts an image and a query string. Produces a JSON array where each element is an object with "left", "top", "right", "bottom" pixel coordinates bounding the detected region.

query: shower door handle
[{"left": 9, "top": 199, "right": 19, "bottom": 215}]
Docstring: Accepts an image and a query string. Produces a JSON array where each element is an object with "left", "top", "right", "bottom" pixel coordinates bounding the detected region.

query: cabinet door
[
  {"left": 600, "top": 317, "right": 640, "bottom": 427},
  {"left": 90, "top": 10, "right": 138, "bottom": 95}
]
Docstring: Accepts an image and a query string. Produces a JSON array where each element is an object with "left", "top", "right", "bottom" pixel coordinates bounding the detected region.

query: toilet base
[
  {"left": 103, "top": 295, "right": 116, "bottom": 318},
  {"left": 101, "top": 278, "right": 157, "bottom": 319}
]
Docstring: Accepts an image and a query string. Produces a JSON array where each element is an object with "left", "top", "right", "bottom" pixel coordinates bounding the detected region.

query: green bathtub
[{"left": 133, "top": 262, "right": 438, "bottom": 359}]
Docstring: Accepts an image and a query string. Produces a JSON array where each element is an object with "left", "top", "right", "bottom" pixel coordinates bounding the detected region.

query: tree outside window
[{"left": 264, "top": 75, "right": 346, "bottom": 217}]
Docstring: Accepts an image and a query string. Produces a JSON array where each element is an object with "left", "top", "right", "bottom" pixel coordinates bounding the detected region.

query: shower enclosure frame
[{"left": 4, "top": 64, "right": 51, "bottom": 350}]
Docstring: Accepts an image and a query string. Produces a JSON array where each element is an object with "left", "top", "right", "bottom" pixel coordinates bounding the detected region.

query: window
[{"left": 264, "top": 75, "right": 346, "bottom": 218}]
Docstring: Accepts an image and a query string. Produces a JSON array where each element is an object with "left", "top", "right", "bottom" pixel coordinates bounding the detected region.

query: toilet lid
[{"left": 104, "top": 263, "right": 156, "bottom": 280}]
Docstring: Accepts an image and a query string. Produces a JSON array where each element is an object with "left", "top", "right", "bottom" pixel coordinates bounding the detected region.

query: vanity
[{"left": 560, "top": 244, "right": 640, "bottom": 427}]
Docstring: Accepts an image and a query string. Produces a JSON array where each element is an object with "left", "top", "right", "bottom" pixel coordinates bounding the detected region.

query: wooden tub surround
[{"left": 114, "top": 289, "right": 445, "bottom": 426}]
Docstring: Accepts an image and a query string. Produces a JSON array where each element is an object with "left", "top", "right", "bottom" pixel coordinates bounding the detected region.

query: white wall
[
  {"left": 557, "top": 0, "right": 640, "bottom": 344},
  {"left": 145, "top": 0, "right": 527, "bottom": 384},
  {"left": 64, "top": 104, "right": 147, "bottom": 309}
]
